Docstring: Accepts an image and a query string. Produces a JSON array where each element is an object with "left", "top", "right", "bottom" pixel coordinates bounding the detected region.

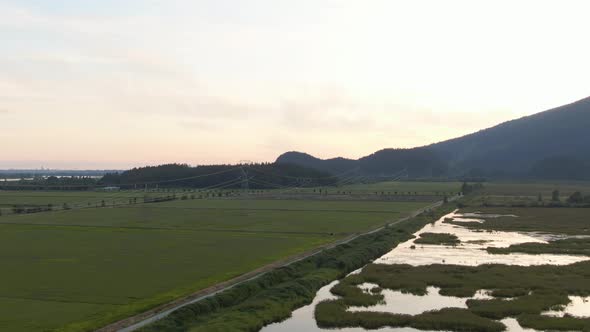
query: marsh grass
[
  {"left": 315, "top": 301, "right": 505, "bottom": 332},
  {"left": 488, "top": 238, "right": 590, "bottom": 256},
  {"left": 454, "top": 207, "right": 590, "bottom": 235},
  {"left": 518, "top": 313, "right": 590, "bottom": 331},
  {"left": 415, "top": 232, "right": 460, "bottom": 246},
  {"left": 315, "top": 262, "right": 590, "bottom": 332}
]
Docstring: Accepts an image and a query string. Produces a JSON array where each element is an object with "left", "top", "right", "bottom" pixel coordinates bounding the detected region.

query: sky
[{"left": 1, "top": 0, "right": 589, "bottom": 169}]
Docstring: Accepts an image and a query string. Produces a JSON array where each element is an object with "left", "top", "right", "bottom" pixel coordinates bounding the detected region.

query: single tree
[
  {"left": 567, "top": 191, "right": 584, "bottom": 204},
  {"left": 551, "top": 190, "right": 560, "bottom": 202}
]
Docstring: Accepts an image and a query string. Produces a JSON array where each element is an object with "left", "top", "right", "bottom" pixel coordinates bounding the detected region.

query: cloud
[
  {"left": 276, "top": 92, "right": 381, "bottom": 133},
  {"left": 0, "top": 2, "right": 149, "bottom": 36}
]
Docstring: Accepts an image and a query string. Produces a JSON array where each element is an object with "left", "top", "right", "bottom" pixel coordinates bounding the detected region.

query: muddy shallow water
[
  {"left": 376, "top": 211, "right": 589, "bottom": 266},
  {"left": 261, "top": 211, "right": 590, "bottom": 332}
]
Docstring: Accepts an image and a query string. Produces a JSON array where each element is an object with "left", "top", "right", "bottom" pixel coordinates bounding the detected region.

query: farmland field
[
  {"left": 0, "top": 181, "right": 452, "bottom": 216},
  {"left": 0, "top": 190, "right": 158, "bottom": 215},
  {"left": 479, "top": 181, "right": 590, "bottom": 197},
  {"left": 0, "top": 193, "right": 432, "bottom": 332},
  {"left": 295, "top": 181, "right": 462, "bottom": 196}
]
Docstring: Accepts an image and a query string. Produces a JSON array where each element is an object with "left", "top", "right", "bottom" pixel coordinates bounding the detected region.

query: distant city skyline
[{"left": 2, "top": 0, "right": 589, "bottom": 169}]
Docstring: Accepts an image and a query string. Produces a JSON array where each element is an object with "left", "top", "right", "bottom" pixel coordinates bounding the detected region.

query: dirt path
[{"left": 97, "top": 199, "right": 447, "bottom": 332}]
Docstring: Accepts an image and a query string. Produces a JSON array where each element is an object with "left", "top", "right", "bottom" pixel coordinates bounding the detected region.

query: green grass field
[
  {"left": 0, "top": 196, "right": 428, "bottom": 332},
  {"left": 0, "top": 190, "right": 160, "bottom": 215},
  {"left": 458, "top": 206, "right": 590, "bottom": 235},
  {"left": 296, "top": 181, "right": 462, "bottom": 195},
  {"left": 0, "top": 181, "right": 455, "bottom": 216},
  {"left": 479, "top": 181, "right": 590, "bottom": 197}
]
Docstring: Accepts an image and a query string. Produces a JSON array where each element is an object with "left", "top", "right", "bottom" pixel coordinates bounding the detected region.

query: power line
[
  {"left": 244, "top": 164, "right": 359, "bottom": 180},
  {"left": 112, "top": 166, "right": 243, "bottom": 186},
  {"left": 0, "top": 166, "right": 243, "bottom": 189}
]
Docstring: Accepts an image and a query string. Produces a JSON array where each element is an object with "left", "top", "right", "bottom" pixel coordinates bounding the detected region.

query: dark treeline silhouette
[
  {"left": 461, "top": 182, "right": 484, "bottom": 195},
  {"left": 0, "top": 176, "right": 99, "bottom": 190},
  {"left": 567, "top": 191, "right": 590, "bottom": 205},
  {"left": 277, "top": 147, "right": 447, "bottom": 178},
  {"left": 99, "top": 163, "right": 338, "bottom": 189}
]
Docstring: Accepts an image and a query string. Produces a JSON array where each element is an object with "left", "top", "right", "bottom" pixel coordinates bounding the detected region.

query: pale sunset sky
[{"left": 1, "top": 0, "right": 589, "bottom": 169}]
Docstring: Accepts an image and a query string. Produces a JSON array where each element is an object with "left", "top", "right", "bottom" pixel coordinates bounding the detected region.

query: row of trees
[
  {"left": 0, "top": 176, "right": 98, "bottom": 191},
  {"left": 461, "top": 182, "right": 484, "bottom": 195},
  {"left": 535, "top": 190, "right": 590, "bottom": 206},
  {"left": 11, "top": 203, "right": 63, "bottom": 214}
]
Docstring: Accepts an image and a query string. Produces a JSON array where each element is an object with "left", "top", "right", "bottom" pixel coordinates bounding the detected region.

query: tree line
[
  {"left": 99, "top": 163, "right": 338, "bottom": 189},
  {"left": 0, "top": 176, "right": 99, "bottom": 190}
]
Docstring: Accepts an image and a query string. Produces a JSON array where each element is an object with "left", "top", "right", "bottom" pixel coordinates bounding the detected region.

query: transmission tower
[
  {"left": 239, "top": 160, "right": 253, "bottom": 195},
  {"left": 238, "top": 161, "right": 254, "bottom": 217},
  {"left": 240, "top": 167, "right": 249, "bottom": 192}
]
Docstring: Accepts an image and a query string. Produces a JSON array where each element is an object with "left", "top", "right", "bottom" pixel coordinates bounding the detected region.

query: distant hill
[
  {"left": 277, "top": 96, "right": 590, "bottom": 180},
  {"left": 276, "top": 148, "right": 447, "bottom": 178},
  {"left": 275, "top": 152, "right": 357, "bottom": 175}
]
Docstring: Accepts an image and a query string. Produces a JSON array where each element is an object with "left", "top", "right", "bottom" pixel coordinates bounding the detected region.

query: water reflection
[
  {"left": 542, "top": 296, "right": 590, "bottom": 318},
  {"left": 261, "top": 281, "right": 439, "bottom": 332},
  {"left": 348, "top": 285, "right": 492, "bottom": 314},
  {"left": 376, "top": 212, "right": 590, "bottom": 266}
]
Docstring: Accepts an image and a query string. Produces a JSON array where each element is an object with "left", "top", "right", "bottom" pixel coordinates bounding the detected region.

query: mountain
[
  {"left": 428, "top": 96, "right": 590, "bottom": 177},
  {"left": 275, "top": 152, "right": 356, "bottom": 175},
  {"left": 277, "top": 96, "right": 590, "bottom": 180},
  {"left": 276, "top": 148, "right": 447, "bottom": 178}
]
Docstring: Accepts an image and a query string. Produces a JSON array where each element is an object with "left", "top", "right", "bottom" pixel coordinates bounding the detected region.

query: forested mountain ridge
[
  {"left": 428, "top": 96, "right": 590, "bottom": 177},
  {"left": 276, "top": 148, "right": 447, "bottom": 178},
  {"left": 277, "top": 96, "right": 590, "bottom": 180}
]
